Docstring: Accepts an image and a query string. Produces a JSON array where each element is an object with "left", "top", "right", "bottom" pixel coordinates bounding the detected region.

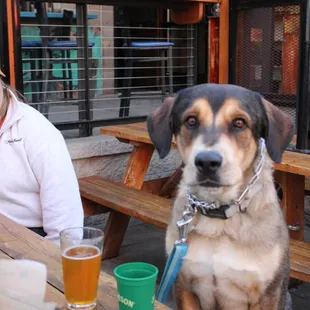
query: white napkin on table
[{"left": 0, "top": 259, "right": 56, "bottom": 310}]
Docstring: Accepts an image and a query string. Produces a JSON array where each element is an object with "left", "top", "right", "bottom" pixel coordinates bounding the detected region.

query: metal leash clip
[{"left": 175, "top": 206, "right": 196, "bottom": 244}]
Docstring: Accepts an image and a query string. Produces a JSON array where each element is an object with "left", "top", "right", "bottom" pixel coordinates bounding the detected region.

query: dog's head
[{"left": 147, "top": 84, "right": 294, "bottom": 200}]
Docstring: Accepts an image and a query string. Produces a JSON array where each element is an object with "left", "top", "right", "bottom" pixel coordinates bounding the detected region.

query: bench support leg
[
  {"left": 274, "top": 171, "right": 305, "bottom": 241},
  {"left": 102, "top": 212, "right": 131, "bottom": 260},
  {"left": 102, "top": 144, "right": 154, "bottom": 260}
]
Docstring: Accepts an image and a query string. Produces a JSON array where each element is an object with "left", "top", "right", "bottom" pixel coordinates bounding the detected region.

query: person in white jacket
[{"left": 0, "top": 78, "right": 84, "bottom": 245}]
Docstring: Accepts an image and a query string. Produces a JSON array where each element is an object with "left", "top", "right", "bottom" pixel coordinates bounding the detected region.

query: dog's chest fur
[
  {"left": 179, "top": 231, "right": 282, "bottom": 307},
  {"left": 166, "top": 175, "right": 288, "bottom": 309}
]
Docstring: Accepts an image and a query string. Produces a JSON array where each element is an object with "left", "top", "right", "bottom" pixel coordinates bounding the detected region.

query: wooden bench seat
[
  {"left": 290, "top": 240, "right": 310, "bottom": 282},
  {"left": 274, "top": 151, "right": 310, "bottom": 195},
  {"left": 275, "top": 151, "right": 310, "bottom": 177},
  {"left": 79, "top": 176, "right": 173, "bottom": 228},
  {"left": 79, "top": 176, "right": 310, "bottom": 283}
]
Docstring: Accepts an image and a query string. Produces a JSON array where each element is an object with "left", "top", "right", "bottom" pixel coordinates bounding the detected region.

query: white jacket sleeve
[{"left": 26, "top": 121, "right": 84, "bottom": 245}]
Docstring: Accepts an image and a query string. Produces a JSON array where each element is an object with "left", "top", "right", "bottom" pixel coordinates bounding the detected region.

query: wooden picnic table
[
  {"left": 101, "top": 122, "right": 177, "bottom": 148},
  {"left": 0, "top": 213, "right": 170, "bottom": 310},
  {"left": 100, "top": 122, "right": 310, "bottom": 241},
  {"left": 99, "top": 123, "right": 159, "bottom": 259},
  {"left": 100, "top": 122, "right": 310, "bottom": 176}
]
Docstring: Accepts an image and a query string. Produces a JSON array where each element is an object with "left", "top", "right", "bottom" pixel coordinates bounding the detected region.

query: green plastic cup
[{"left": 114, "top": 262, "right": 158, "bottom": 310}]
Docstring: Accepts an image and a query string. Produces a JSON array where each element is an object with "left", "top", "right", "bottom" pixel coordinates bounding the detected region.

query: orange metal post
[
  {"left": 208, "top": 17, "right": 219, "bottom": 83},
  {"left": 6, "top": 0, "right": 17, "bottom": 87},
  {"left": 219, "top": 0, "right": 229, "bottom": 84},
  {"left": 282, "top": 13, "right": 299, "bottom": 95}
]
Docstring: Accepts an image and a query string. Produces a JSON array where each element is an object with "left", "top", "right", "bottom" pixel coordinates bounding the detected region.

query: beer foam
[{"left": 62, "top": 245, "right": 101, "bottom": 260}]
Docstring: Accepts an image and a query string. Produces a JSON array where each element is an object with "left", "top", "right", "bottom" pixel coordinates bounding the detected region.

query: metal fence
[
  {"left": 19, "top": 1, "right": 196, "bottom": 138},
  {"left": 235, "top": 3, "right": 299, "bottom": 124},
  {"left": 230, "top": 0, "right": 310, "bottom": 152}
]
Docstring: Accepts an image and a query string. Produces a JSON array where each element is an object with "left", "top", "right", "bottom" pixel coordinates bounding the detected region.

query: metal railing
[{"left": 18, "top": 1, "right": 196, "bottom": 138}]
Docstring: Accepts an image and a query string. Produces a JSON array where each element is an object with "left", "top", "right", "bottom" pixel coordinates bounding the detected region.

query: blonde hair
[
  {"left": 0, "top": 80, "right": 23, "bottom": 120},
  {"left": 0, "top": 80, "right": 10, "bottom": 121}
]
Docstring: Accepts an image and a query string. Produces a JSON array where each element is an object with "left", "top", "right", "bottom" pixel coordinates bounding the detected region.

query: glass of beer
[{"left": 60, "top": 227, "right": 104, "bottom": 310}]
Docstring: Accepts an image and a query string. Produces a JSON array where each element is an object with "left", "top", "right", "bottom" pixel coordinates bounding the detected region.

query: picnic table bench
[
  {"left": 79, "top": 122, "right": 310, "bottom": 284},
  {"left": 0, "top": 213, "right": 170, "bottom": 310},
  {"left": 79, "top": 177, "right": 310, "bottom": 283}
]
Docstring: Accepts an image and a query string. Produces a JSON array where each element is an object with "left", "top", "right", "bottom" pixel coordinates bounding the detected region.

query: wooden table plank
[
  {"left": 275, "top": 151, "right": 310, "bottom": 177},
  {"left": 44, "top": 288, "right": 66, "bottom": 309},
  {"left": 100, "top": 123, "right": 310, "bottom": 176},
  {"left": 290, "top": 239, "right": 310, "bottom": 282},
  {"left": 0, "top": 250, "right": 66, "bottom": 308},
  {"left": 100, "top": 123, "right": 177, "bottom": 148},
  {"left": 0, "top": 214, "right": 170, "bottom": 310}
]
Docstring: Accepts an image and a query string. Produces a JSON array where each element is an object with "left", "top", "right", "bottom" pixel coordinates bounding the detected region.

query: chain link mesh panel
[{"left": 235, "top": 4, "right": 300, "bottom": 128}]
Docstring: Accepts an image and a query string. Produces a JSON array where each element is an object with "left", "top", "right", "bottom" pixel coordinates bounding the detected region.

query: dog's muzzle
[{"left": 186, "top": 138, "right": 266, "bottom": 220}]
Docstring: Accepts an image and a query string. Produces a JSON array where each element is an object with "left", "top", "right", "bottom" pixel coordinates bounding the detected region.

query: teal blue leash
[
  {"left": 157, "top": 208, "right": 195, "bottom": 303},
  {"left": 156, "top": 243, "right": 188, "bottom": 303}
]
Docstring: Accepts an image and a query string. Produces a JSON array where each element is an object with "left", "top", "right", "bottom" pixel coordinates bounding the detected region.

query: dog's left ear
[
  {"left": 147, "top": 97, "right": 175, "bottom": 159},
  {"left": 261, "top": 98, "right": 294, "bottom": 163}
]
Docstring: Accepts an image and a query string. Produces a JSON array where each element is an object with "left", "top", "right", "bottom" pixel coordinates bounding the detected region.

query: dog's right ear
[
  {"left": 147, "top": 97, "right": 175, "bottom": 159},
  {"left": 261, "top": 98, "right": 294, "bottom": 163}
]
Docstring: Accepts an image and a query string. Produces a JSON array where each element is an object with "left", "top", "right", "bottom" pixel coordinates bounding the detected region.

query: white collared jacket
[{"left": 0, "top": 93, "right": 84, "bottom": 244}]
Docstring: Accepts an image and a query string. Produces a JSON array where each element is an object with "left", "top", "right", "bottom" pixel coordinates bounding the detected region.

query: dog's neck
[{"left": 180, "top": 154, "right": 276, "bottom": 218}]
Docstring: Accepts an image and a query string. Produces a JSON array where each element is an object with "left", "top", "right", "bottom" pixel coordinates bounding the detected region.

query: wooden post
[
  {"left": 102, "top": 144, "right": 154, "bottom": 259},
  {"left": 219, "top": 0, "right": 229, "bottom": 84}
]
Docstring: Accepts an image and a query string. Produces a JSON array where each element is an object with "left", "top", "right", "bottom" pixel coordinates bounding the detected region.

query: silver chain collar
[
  {"left": 176, "top": 138, "right": 266, "bottom": 244},
  {"left": 185, "top": 137, "right": 266, "bottom": 213}
]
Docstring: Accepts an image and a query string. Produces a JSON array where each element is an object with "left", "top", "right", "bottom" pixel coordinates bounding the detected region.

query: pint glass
[{"left": 60, "top": 227, "right": 104, "bottom": 310}]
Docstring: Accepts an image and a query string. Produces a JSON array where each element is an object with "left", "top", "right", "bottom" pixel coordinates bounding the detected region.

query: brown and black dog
[{"left": 147, "top": 84, "right": 294, "bottom": 310}]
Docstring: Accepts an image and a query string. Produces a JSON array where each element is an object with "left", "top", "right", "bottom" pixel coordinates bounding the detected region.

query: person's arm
[{"left": 26, "top": 121, "right": 84, "bottom": 245}]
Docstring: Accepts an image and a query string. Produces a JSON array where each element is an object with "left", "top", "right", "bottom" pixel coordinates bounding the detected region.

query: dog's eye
[
  {"left": 232, "top": 118, "right": 247, "bottom": 130},
  {"left": 185, "top": 116, "right": 198, "bottom": 128}
]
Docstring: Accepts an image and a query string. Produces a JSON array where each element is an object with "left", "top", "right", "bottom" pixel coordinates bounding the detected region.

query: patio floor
[{"left": 87, "top": 214, "right": 310, "bottom": 310}]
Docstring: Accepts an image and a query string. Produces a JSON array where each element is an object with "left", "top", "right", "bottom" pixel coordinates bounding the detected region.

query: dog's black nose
[{"left": 195, "top": 151, "right": 223, "bottom": 174}]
